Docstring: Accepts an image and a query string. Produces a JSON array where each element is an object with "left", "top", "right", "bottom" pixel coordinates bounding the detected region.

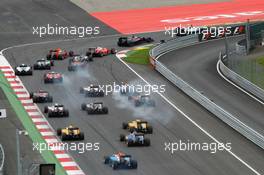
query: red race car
[
  {"left": 44, "top": 71, "right": 63, "bottom": 83},
  {"left": 46, "top": 48, "right": 74, "bottom": 60},
  {"left": 86, "top": 47, "right": 117, "bottom": 57}
]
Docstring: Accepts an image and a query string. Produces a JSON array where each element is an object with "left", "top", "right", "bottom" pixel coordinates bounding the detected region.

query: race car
[
  {"left": 120, "top": 132, "right": 150, "bottom": 147},
  {"left": 68, "top": 55, "right": 92, "bottom": 71},
  {"left": 122, "top": 119, "right": 153, "bottom": 134},
  {"left": 80, "top": 85, "right": 104, "bottom": 97},
  {"left": 128, "top": 94, "right": 156, "bottom": 107},
  {"left": 15, "top": 64, "right": 33, "bottom": 76},
  {"left": 44, "top": 71, "right": 63, "bottom": 83},
  {"left": 117, "top": 35, "right": 154, "bottom": 47},
  {"left": 81, "top": 102, "right": 108, "bottom": 114},
  {"left": 57, "top": 125, "right": 84, "bottom": 141},
  {"left": 86, "top": 47, "right": 116, "bottom": 57},
  {"left": 46, "top": 48, "right": 74, "bottom": 60},
  {"left": 119, "top": 82, "right": 133, "bottom": 95},
  {"left": 33, "top": 59, "right": 54, "bottom": 70},
  {"left": 104, "top": 152, "right": 138, "bottom": 170},
  {"left": 29, "top": 90, "right": 53, "bottom": 103},
  {"left": 44, "top": 103, "right": 69, "bottom": 117}
]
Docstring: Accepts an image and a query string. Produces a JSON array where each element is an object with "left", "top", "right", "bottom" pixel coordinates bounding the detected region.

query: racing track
[
  {"left": 158, "top": 36, "right": 264, "bottom": 137},
  {"left": 3, "top": 33, "right": 264, "bottom": 175}
]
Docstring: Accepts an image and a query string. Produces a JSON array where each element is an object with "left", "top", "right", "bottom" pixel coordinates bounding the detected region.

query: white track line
[{"left": 116, "top": 53, "right": 261, "bottom": 175}]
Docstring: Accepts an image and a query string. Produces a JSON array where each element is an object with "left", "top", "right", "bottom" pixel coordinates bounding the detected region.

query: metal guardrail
[
  {"left": 0, "top": 144, "right": 5, "bottom": 175},
  {"left": 219, "top": 53, "right": 264, "bottom": 102},
  {"left": 150, "top": 35, "right": 264, "bottom": 149},
  {"left": 235, "top": 39, "right": 247, "bottom": 55}
]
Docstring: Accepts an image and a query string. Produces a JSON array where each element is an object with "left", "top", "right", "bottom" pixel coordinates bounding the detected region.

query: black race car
[
  {"left": 44, "top": 103, "right": 69, "bottom": 117},
  {"left": 128, "top": 94, "right": 155, "bottom": 107},
  {"left": 68, "top": 55, "right": 92, "bottom": 71},
  {"left": 120, "top": 132, "right": 150, "bottom": 147},
  {"left": 80, "top": 85, "right": 104, "bottom": 97},
  {"left": 29, "top": 90, "right": 53, "bottom": 103},
  {"left": 81, "top": 102, "right": 108, "bottom": 114},
  {"left": 33, "top": 59, "right": 54, "bottom": 70},
  {"left": 117, "top": 36, "right": 154, "bottom": 47},
  {"left": 15, "top": 64, "right": 33, "bottom": 76}
]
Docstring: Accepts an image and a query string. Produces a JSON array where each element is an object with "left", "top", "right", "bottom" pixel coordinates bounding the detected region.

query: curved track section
[
  {"left": 3, "top": 33, "right": 263, "bottom": 175},
  {"left": 158, "top": 37, "right": 264, "bottom": 137}
]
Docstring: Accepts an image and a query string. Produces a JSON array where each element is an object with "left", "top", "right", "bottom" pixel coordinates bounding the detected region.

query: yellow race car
[
  {"left": 122, "top": 120, "right": 153, "bottom": 134},
  {"left": 57, "top": 125, "right": 84, "bottom": 141}
]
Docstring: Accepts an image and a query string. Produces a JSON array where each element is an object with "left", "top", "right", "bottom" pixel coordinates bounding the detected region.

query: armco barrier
[
  {"left": 150, "top": 35, "right": 264, "bottom": 149},
  {"left": 0, "top": 144, "right": 4, "bottom": 175},
  {"left": 219, "top": 53, "right": 264, "bottom": 104}
]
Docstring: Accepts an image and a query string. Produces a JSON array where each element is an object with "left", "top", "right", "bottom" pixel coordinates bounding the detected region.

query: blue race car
[{"left": 104, "top": 152, "right": 138, "bottom": 170}]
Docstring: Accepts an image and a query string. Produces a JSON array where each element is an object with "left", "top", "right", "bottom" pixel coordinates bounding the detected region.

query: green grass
[
  {"left": 0, "top": 71, "right": 66, "bottom": 175},
  {"left": 256, "top": 56, "right": 264, "bottom": 67},
  {"left": 123, "top": 45, "right": 153, "bottom": 65}
]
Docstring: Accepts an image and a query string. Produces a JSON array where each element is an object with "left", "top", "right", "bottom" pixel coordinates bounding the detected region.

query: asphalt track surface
[
  {"left": 0, "top": 0, "right": 263, "bottom": 175},
  {"left": 158, "top": 36, "right": 264, "bottom": 137},
  {"left": 3, "top": 33, "right": 264, "bottom": 175}
]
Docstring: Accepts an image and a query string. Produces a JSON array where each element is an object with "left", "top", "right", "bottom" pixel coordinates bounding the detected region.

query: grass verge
[{"left": 123, "top": 45, "right": 153, "bottom": 65}]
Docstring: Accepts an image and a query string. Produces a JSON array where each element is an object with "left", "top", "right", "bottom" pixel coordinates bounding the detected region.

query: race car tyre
[
  {"left": 99, "top": 53, "right": 104, "bottom": 57},
  {"left": 33, "top": 64, "right": 38, "bottom": 70},
  {"left": 61, "top": 133, "right": 68, "bottom": 141},
  {"left": 104, "top": 156, "right": 110, "bottom": 164},
  {"left": 147, "top": 126, "right": 153, "bottom": 134},
  {"left": 58, "top": 55, "right": 63, "bottom": 60},
  {"left": 32, "top": 97, "right": 38, "bottom": 103},
  {"left": 48, "top": 96, "right": 53, "bottom": 103},
  {"left": 134, "top": 100, "right": 141, "bottom": 107},
  {"left": 44, "top": 106, "right": 48, "bottom": 113},
  {"left": 57, "top": 128, "right": 62, "bottom": 136},
  {"left": 64, "top": 110, "right": 69, "bottom": 117},
  {"left": 87, "top": 109, "right": 93, "bottom": 114},
  {"left": 29, "top": 92, "right": 33, "bottom": 98},
  {"left": 15, "top": 70, "right": 19, "bottom": 76},
  {"left": 68, "top": 66, "right": 73, "bottom": 71},
  {"left": 44, "top": 79, "right": 49, "bottom": 84},
  {"left": 50, "top": 61, "right": 54, "bottom": 66},
  {"left": 99, "top": 91, "right": 104, "bottom": 97},
  {"left": 111, "top": 48, "right": 117, "bottom": 54},
  {"left": 80, "top": 87, "right": 84, "bottom": 94},
  {"left": 112, "top": 162, "right": 118, "bottom": 170},
  {"left": 119, "top": 134, "right": 125, "bottom": 141},
  {"left": 122, "top": 122, "right": 128, "bottom": 129},
  {"left": 144, "top": 138, "right": 151, "bottom": 146},
  {"left": 86, "top": 52, "right": 92, "bottom": 57},
  {"left": 127, "top": 140, "right": 133, "bottom": 147},
  {"left": 131, "top": 160, "right": 138, "bottom": 169},
  {"left": 52, "top": 55, "right": 56, "bottom": 60},
  {"left": 88, "top": 56, "right": 93, "bottom": 62},
  {"left": 47, "top": 111, "right": 53, "bottom": 118},
  {"left": 29, "top": 70, "right": 33, "bottom": 75},
  {"left": 46, "top": 54, "right": 51, "bottom": 60},
  {"left": 81, "top": 103, "right": 86, "bottom": 110},
  {"left": 69, "top": 51, "right": 74, "bottom": 57},
  {"left": 102, "top": 107, "right": 108, "bottom": 114},
  {"left": 79, "top": 132, "right": 85, "bottom": 140}
]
